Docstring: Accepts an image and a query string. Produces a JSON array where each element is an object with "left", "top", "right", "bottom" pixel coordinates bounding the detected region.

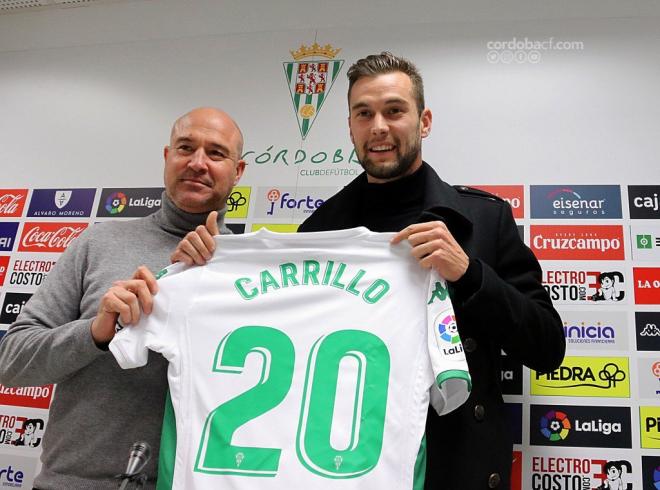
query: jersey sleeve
[
  {"left": 426, "top": 271, "right": 472, "bottom": 415},
  {"left": 109, "top": 262, "right": 188, "bottom": 369}
]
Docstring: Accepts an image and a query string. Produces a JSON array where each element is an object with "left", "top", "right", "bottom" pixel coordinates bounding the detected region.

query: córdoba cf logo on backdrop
[{"left": 283, "top": 42, "right": 344, "bottom": 140}]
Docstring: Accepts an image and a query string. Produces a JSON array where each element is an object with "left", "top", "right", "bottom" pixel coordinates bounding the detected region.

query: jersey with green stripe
[{"left": 110, "top": 227, "right": 471, "bottom": 490}]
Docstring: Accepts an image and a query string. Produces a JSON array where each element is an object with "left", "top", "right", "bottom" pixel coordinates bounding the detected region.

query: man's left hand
[{"left": 391, "top": 221, "right": 469, "bottom": 282}]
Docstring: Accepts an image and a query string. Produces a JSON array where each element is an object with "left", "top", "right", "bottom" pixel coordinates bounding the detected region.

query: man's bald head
[
  {"left": 170, "top": 107, "right": 244, "bottom": 158},
  {"left": 163, "top": 107, "right": 246, "bottom": 214}
]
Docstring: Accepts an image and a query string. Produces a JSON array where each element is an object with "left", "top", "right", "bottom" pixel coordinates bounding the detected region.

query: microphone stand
[{"left": 117, "top": 472, "right": 147, "bottom": 490}]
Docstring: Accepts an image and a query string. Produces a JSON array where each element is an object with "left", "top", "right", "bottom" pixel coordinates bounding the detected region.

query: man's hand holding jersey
[
  {"left": 170, "top": 211, "right": 219, "bottom": 266},
  {"left": 391, "top": 221, "right": 469, "bottom": 282},
  {"left": 91, "top": 265, "right": 159, "bottom": 345}
]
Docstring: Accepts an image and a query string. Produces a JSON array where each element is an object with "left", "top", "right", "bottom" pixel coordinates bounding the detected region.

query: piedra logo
[{"left": 283, "top": 42, "right": 344, "bottom": 140}]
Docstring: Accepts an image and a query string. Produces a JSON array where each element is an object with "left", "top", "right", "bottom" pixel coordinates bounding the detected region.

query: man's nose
[
  {"left": 370, "top": 113, "right": 388, "bottom": 136},
  {"left": 187, "top": 147, "right": 207, "bottom": 171}
]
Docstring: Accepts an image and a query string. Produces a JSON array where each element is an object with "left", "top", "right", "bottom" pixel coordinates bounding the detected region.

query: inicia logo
[
  {"left": 437, "top": 314, "right": 459, "bottom": 343},
  {"left": 540, "top": 410, "right": 571, "bottom": 441},
  {"left": 105, "top": 192, "right": 127, "bottom": 215}
]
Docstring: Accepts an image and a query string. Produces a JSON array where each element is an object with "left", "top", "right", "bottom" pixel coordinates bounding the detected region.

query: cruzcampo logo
[{"left": 283, "top": 42, "right": 344, "bottom": 139}]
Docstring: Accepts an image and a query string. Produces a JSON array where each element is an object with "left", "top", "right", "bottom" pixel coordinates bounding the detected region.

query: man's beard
[{"left": 357, "top": 131, "right": 422, "bottom": 181}]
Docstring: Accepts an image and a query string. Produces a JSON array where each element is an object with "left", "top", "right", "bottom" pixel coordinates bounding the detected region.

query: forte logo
[
  {"left": 530, "top": 405, "right": 631, "bottom": 448},
  {"left": 18, "top": 222, "right": 88, "bottom": 253},
  {"left": 265, "top": 188, "right": 324, "bottom": 216},
  {"left": 530, "top": 225, "right": 624, "bottom": 260},
  {"left": 531, "top": 357, "right": 629, "bottom": 397}
]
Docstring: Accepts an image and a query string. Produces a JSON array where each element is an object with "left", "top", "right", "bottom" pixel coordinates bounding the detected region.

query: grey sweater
[{"left": 0, "top": 193, "right": 231, "bottom": 490}]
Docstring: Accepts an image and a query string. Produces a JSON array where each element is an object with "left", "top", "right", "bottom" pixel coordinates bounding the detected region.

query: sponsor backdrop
[{"left": 1, "top": 22, "right": 660, "bottom": 489}]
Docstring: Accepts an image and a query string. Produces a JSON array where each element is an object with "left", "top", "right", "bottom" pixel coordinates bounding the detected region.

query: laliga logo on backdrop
[
  {"left": 540, "top": 410, "right": 571, "bottom": 441},
  {"left": 105, "top": 192, "right": 127, "bottom": 215},
  {"left": 21, "top": 225, "right": 85, "bottom": 250}
]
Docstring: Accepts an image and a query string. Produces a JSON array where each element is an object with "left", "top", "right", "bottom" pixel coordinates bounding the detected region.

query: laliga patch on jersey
[{"left": 433, "top": 309, "right": 465, "bottom": 358}]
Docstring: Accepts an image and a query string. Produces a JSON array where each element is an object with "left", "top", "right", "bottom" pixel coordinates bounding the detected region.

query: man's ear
[{"left": 420, "top": 108, "right": 432, "bottom": 138}]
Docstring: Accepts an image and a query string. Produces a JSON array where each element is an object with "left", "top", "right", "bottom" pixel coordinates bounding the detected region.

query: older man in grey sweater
[{"left": 0, "top": 107, "right": 245, "bottom": 490}]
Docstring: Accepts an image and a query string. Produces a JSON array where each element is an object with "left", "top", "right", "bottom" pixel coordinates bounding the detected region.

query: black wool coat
[{"left": 299, "top": 162, "right": 565, "bottom": 490}]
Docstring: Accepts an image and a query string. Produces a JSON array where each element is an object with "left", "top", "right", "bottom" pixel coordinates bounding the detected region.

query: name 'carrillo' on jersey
[{"left": 234, "top": 259, "right": 391, "bottom": 304}]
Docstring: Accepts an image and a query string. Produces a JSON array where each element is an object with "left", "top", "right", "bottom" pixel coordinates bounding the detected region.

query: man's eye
[
  {"left": 388, "top": 108, "right": 402, "bottom": 115},
  {"left": 210, "top": 150, "right": 227, "bottom": 159},
  {"left": 177, "top": 145, "right": 193, "bottom": 152}
]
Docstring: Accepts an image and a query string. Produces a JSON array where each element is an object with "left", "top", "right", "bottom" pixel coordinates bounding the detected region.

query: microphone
[
  {"left": 124, "top": 441, "right": 151, "bottom": 477},
  {"left": 118, "top": 441, "right": 151, "bottom": 489}
]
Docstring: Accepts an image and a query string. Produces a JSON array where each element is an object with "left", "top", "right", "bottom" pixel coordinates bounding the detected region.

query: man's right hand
[
  {"left": 91, "top": 265, "right": 158, "bottom": 345},
  {"left": 170, "top": 211, "right": 219, "bottom": 266}
]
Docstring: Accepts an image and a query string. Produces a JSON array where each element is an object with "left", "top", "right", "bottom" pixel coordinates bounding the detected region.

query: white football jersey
[{"left": 110, "top": 227, "right": 471, "bottom": 490}]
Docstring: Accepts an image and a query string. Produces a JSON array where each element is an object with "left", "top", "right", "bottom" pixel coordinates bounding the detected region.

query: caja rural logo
[
  {"left": 529, "top": 456, "right": 634, "bottom": 490},
  {"left": 531, "top": 357, "right": 629, "bottom": 397},
  {"left": 284, "top": 42, "right": 344, "bottom": 140},
  {"left": 542, "top": 268, "right": 626, "bottom": 304}
]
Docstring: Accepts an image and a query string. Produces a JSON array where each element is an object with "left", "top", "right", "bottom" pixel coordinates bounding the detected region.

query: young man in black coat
[
  {"left": 174, "top": 53, "right": 565, "bottom": 490},
  {"left": 298, "top": 52, "right": 565, "bottom": 490}
]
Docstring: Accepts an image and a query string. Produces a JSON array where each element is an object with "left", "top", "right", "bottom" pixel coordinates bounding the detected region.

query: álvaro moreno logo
[
  {"left": 0, "top": 189, "right": 28, "bottom": 218},
  {"left": 105, "top": 191, "right": 127, "bottom": 215},
  {"left": 530, "top": 185, "right": 622, "bottom": 219},
  {"left": 18, "top": 222, "right": 88, "bottom": 253},
  {"left": 469, "top": 185, "right": 524, "bottom": 219},
  {"left": 634, "top": 268, "right": 660, "bottom": 305},
  {"left": 283, "top": 42, "right": 344, "bottom": 140},
  {"left": 530, "top": 405, "right": 631, "bottom": 448},
  {"left": 530, "top": 225, "right": 624, "bottom": 260},
  {"left": 531, "top": 357, "right": 629, "bottom": 397},
  {"left": 540, "top": 410, "right": 571, "bottom": 441},
  {"left": 27, "top": 188, "right": 96, "bottom": 218},
  {"left": 529, "top": 457, "right": 633, "bottom": 490}
]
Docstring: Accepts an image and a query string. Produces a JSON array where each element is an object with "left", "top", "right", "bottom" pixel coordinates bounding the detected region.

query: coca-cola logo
[
  {"left": 0, "top": 190, "right": 28, "bottom": 218},
  {"left": 18, "top": 223, "right": 88, "bottom": 253}
]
